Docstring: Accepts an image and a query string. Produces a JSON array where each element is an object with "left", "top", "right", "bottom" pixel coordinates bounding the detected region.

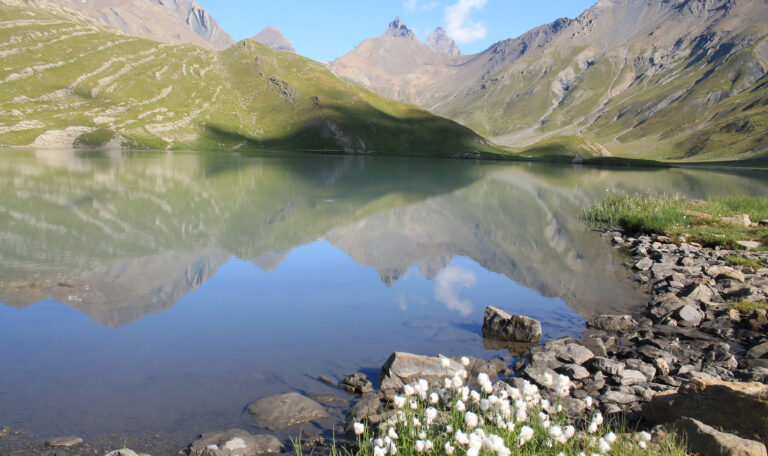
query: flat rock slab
[
  {"left": 482, "top": 306, "right": 542, "bottom": 343},
  {"left": 643, "top": 377, "right": 768, "bottom": 445},
  {"left": 675, "top": 417, "right": 767, "bottom": 456},
  {"left": 45, "top": 436, "right": 83, "bottom": 448},
  {"left": 247, "top": 393, "right": 328, "bottom": 431},
  {"left": 189, "top": 429, "right": 285, "bottom": 456}
]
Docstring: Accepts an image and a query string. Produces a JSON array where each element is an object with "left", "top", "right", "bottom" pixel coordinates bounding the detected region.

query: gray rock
[
  {"left": 482, "top": 306, "right": 542, "bottom": 342},
  {"left": 523, "top": 366, "right": 559, "bottom": 388},
  {"left": 247, "top": 393, "right": 328, "bottom": 430},
  {"left": 600, "top": 390, "right": 639, "bottom": 404},
  {"left": 348, "top": 393, "right": 381, "bottom": 423},
  {"left": 686, "top": 283, "right": 716, "bottom": 303},
  {"left": 723, "top": 285, "right": 754, "bottom": 300},
  {"left": 379, "top": 352, "right": 462, "bottom": 400},
  {"left": 674, "top": 417, "right": 767, "bottom": 456},
  {"left": 590, "top": 357, "right": 626, "bottom": 376},
  {"left": 737, "top": 241, "right": 762, "bottom": 250},
  {"left": 635, "top": 257, "right": 654, "bottom": 271},
  {"left": 708, "top": 266, "right": 746, "bottom": 283},
  {"left": 617, "top": 369, "right": 647, "bottom": 386},
  {"left": 560, "top": 364, "right": 591, "bottom": 380},
  {"left": 586, "top": 315, "right": 637, "bottom": 332},
  {"left": 554, "top": 343, "right": 595, "bottom": 365},
  {"left": 625, "top": 359, "right": 657, "bottom": 381},
  {"left": 572, "top": 337, "right": 608, "bottom": 357},
  {"left": 46, "top": 436, "right": 83, "bottom": 448},
  {"left": 189, "top": 429, "right": 285, "bottom": 456},
  {"left": 747, "top": 342, "right": 768, "bottom": 359},
  {"left": 676, "top": 304, "right": 705, "bottom": 327}
]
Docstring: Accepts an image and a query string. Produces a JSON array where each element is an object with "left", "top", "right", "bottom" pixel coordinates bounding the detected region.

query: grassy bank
[{"left": 584, "top": 195, "right": 768, "bottom": 249}]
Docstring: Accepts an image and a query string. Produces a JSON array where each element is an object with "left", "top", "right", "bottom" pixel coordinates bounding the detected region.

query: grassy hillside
[{"left": 0, "top": 1, "right": 500, "bottom": 158}]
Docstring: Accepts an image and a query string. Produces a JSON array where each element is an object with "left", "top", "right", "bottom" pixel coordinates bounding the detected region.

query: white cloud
[
  {"left": 434, "top": 266, "right": 476, "bottom": 316},
  {"left": 445, "top": 0, "right": 487, "bottom": 44}
]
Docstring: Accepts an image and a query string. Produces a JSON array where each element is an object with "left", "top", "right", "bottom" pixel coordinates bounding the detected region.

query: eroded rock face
[
  {"left": 379, "top": 352, "right": 463, "bottom": 400},
  {"left": 674, "top": 417, "right": 768, "bottom": 456},
  {"left": 482, "top": 306, "right": 542, "bottom": 343},
  {"left": 247, "top": 393, "right": 328, "bottom": 431},
  {"left": 189, "top": 429, "right": 285, "bottom": 456},
  {"left": 643, "top": 378, "right": 768, "bottom": 444}
]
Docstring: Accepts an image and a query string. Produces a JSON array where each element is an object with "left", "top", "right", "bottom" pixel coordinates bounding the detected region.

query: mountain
[
  {"left": 47, "top": 0, "right": 235, "bottom": 50},
  {"left": 332, "top": 1, "right": 768, "bottom": 161},
  {"left": 0, "top": 1, "right": 498, "bottom": 157},
  {"left": 424, "top": 27, "right": 462, "bottom": 57},
  {"left": 250, "top": 26, "right": 296, "bottom": 53}
]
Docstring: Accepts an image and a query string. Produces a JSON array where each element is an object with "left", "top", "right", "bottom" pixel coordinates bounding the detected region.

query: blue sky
[{"left": 195, "top": 0, "right": 597, "bottom": 62}]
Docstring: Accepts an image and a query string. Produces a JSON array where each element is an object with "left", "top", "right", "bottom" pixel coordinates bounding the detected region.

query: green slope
[
  {"left": 437, "top": 21, "right": 768, "bottom": 162},
  {"left": 0, "top": 1, "right": 500, "bottom": 158}
]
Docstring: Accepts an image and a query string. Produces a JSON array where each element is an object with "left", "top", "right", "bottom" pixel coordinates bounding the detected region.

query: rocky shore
[{"left": 3, "top": 229, "right": 767, "bottom": 456}]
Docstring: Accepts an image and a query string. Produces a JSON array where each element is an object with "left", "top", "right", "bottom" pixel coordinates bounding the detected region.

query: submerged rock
[
  {"left": 189, "top": 429, "right": 285, "bottom": 456},
  {"left": 481, "top": 306, "right": 542, "bottom": 343},
  {"left": 46, "top": 436, "right": 83, "bottom": 448},
  {"left": 247, "top": 393, "right": 328, "bottom": 430}
]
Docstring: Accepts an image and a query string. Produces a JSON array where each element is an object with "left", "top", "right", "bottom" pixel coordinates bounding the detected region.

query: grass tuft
[
  {"left": 584, "top": 194, "right": 768, "bottom": 249},
  {"left": 731, "top": 301, "right": 768, "bottom": 314}
]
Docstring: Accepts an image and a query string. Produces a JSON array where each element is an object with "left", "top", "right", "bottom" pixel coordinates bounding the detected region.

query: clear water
[{"left": 1, "top": 149, "right": 766, "bottom": 438}]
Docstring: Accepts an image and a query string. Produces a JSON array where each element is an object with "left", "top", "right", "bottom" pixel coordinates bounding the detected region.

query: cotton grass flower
[
  {"left": 441, "top": 357, "right": 451, "bottom": 368},
  {"left": 393, "top": 395, "right": 406, "bottom": 409},
  {"left": 444, "top": 442, "right": 455, "bottom": 455},
  {"left": 353, "top": 422, "right": 365, "bottom": 436},
  {"left": 415, "top": 440, "right": 425, "bottom": 453},
  {"left": 598, "top": 437, "right": 611, "bottom": 453},
  {"left": 429, "top": 392, "right": 439, "bottom": 404},
  {"left": 518, "top": 425, "right": 534, "bottom": 446},
  {"left": 465, "top": 411, "right": 479, "bottom": 429},
  {"left": 461, "top": 356, "right": 470, "bottom": 367},
  {"left": 455, "top": 399, "right": 466, "bottom": 412},
  {"left": 455, "top": 430, "right": 469, "bottom": 446}
]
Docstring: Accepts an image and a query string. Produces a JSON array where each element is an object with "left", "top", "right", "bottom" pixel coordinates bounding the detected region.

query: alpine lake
[{"left": 1, "top": 149, "right": 767, "bottom": 451}]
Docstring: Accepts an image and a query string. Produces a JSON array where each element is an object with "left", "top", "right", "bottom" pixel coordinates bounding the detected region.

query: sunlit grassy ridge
[{"left": 0, "top": 1, "right": 500, "bottom": 157}]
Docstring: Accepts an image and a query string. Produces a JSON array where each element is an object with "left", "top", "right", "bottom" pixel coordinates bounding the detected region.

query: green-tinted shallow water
[{"left": 0, "top": 149, "right": 766, "bottom": 440}]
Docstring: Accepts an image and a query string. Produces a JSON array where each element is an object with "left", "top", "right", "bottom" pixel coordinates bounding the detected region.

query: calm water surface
[{"left": 1, "top": 149, "right": 766, "bottom": 439}]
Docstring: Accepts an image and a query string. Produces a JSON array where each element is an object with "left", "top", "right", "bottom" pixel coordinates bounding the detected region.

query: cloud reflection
[{"left": 434, "top": 265, "right": 476, "bottom": 316}]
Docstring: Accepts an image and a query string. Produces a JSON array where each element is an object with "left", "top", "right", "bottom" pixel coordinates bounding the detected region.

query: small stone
[
  {"left": 747, "top": 342, "right": 768, "bottom": 359},
  {"left": 560, "top": 364, "right": 591, "bottom": 380},
  {"left": 676, "top": 304, "right": 704, "bottom": 327},
  {"left": 189, "top": 429, "right": 285, "bottom": 456},
  {"left": 590, "top": 357, "right": 625, "bottom": 376},
  {"left": 586, "top": 315, "right": 637, "bottom": 332},
  {"left": 635, "top": 257, "right": 654, "bottom": 271},
  {"left": 482, "top": 306, "right": 542, "bottom": 343},
  {"left": 342, "top": 373, "right": 374, "bottom": 395},
  {"left": 737, "top": 241, "right": 762, "bottom": 250},
  {"left": 105, "top": 450, "right": 140, "bottom": 456},
  {"left": 555, "top": 344, "right": 595, "bottom": 365},
  {"left": 674, "top": 417, "right": 767, "bottom": 456},
  {"left": 617, "top": 369, "right": 647, "bottom": 386},
  {"left": 601, "top": 390, "right": 639, "bottom": 404},
  {"left": 46, "top": 436, "right": 83, "bottom": 448},
  {"left": 723, "top": 214, "right": 753, "bottom": 227}
]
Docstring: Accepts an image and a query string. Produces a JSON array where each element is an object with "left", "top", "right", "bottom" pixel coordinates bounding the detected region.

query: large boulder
[
  {"left": 643, "top": 378, "right": 768, "bottom": 444},
  {"left": 379, "top": 352, "right": 463, "bottom": 400},
  {"left": 674, "top": 418, "right": 767, "bottom": 456},
  {"left": 482, "top": 306, "right": 542, "bottom": 343},
  {"left": 247, "top": 393, "right": 328, "bottom": 430},
  {"left": 189, "top": 429, "right": 285, "bottom": 456}
]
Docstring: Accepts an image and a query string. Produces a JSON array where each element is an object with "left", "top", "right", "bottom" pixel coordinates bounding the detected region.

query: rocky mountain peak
[
  {"left": 384, "top": 16, "right": 417, "bottom": 39},
  {"left": 424, "top": 27, "right": 463, "bottom": 56},
  {"left": 250, "top": 26, "right": 297, "bottom": 53}
]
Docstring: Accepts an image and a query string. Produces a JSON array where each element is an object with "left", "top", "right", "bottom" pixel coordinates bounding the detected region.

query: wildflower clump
[{"left": 349, "top": 364, "right": 681, "bottom": 456}]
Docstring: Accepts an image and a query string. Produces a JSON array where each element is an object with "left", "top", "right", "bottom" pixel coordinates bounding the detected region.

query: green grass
[
  {"left": 725, "top": 255, "right": 764, "bottom": 269},
  {"left": 731, "top": 300, "right": 768, "bottom": 313},
  {"left": 584, "top": 194, "right": 768, "bottom": 248},
  {"left": 73, "top": 128, "right": 115, "bottom": 148}
]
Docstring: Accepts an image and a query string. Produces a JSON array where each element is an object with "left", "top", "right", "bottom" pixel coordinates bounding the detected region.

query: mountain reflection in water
[{"left": 1, "top": 149, "right": 767, "bottom": 437}]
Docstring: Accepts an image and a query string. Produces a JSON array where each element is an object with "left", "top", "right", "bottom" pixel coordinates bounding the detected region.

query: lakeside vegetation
[{"left": 584, "top": 194, "right": 768, "bottom": 250}]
